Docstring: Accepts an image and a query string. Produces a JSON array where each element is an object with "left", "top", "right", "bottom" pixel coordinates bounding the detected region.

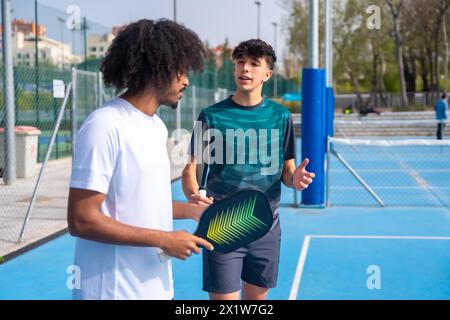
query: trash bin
[{"left": 0, "top": 126, "right": 41, "bottom": 178}]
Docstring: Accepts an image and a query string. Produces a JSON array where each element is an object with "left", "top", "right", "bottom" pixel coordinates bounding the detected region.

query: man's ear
[{"left": 263, "top": 70, "right": 273, "bottom": 82}]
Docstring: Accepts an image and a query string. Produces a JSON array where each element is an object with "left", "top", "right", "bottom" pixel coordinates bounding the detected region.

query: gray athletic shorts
[{"left": 202, "top": 220, "right": 282, "bottom": 294}]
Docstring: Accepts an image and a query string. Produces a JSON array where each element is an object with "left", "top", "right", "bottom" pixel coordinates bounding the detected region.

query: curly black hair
[
  {"left": 101, "top": 19, "right": 205, "bottom": 94},
  {"left": 232, "top": 39, "right": 277, "bottom": 70}
]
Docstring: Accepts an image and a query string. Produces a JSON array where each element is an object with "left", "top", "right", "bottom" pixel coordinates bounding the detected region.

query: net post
[{"left": 301, "top": 68, "right": 326, "bottom": 206}]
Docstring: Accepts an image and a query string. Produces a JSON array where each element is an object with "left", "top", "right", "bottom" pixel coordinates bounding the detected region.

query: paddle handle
[
  {"left": 198, "top": 163, "right": 209, "bottom": 198},
  {"left": 158, "top": 189, "right": 206, "bottom": 263}
]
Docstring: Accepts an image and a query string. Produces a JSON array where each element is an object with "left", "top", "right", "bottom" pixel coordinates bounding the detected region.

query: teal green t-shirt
[{"left": 189, "top": 96, "right": 295, "bottom": 220}]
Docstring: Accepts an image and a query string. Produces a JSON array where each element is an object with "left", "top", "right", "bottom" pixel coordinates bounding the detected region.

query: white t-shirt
[{"left": 69, "top": 97, "right": 173, "bottom": 300}]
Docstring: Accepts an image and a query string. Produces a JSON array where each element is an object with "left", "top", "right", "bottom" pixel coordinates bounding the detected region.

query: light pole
[
  {"left": 325, "top": 0, "right": 333, "bottom": 87},
  {"left": 34, "top": 0, "right": 40, "bottom": 125},
  {"left": 272, "top": 22, "right": 278, "bottom": 97},
  {"left": 71, "top": 26, "right": 76, "bottom": 69},
  {"left": 173, "top": 0, "right": 180, "bottom": 120},
  {"left": 57, "top": 17, "right": 65, "bottom": 70},
  {"left": 173, "top": 0, "right": 177, "bottom": 22},
  {"left": 82, "top": 17, "right": 87, "bottom": 70},
  {"left": 309, "top": 0, "right": 319, "bottom": 68},
  {"left": 272, "top": 22, "right": 277, "bottom": 51},
  {"left": 254, "top": 1, "right": 261, "bottom": 39}
]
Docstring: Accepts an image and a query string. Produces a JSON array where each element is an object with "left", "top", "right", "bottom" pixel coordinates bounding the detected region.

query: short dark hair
[
  {"left": 442, "top": 93, "right": 448, "bottom": 99},
  {"left": 232, "top": 39, "right": 277, "bottom": 70},
  {"left": 101, "top": 19, "right": 205, "bottom": 94}
]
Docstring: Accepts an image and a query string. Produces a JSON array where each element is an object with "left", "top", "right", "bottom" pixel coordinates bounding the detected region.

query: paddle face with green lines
[{"left": 194, "top": 189, "right": 273, "bottom": 253}]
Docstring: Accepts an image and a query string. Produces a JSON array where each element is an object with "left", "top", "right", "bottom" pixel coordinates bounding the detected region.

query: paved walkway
[{"left": 0, "top": 135, "right": 190, "bottom": 260}]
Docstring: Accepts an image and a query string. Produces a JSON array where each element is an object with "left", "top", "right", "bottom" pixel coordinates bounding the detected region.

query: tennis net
[
  {"left": 326, "top": 137, "right": 450, "bottom": 207},
  {"left": 334, "top": 119, "right": 449, "bottom": 138}
]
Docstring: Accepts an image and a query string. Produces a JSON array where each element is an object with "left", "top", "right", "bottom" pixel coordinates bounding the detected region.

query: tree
[
  {"left": 365, "top": 0, "right": 392, "bottom": 108},
  {"left": 401, "top": 0, "right": 449, "bottom": 103},
  {"left": 444, "top": 12, "right": 449, "bottom": 93},
  {"left": 385, "top": 0, "right": 409, "bottom": 108},
  {"left": 431, "top": 0, "right": 449, "bottom": 98},
  {"left": 283, "top": 0, "right": 310, "bottom": 69},
  {"left": 334, "top": 0, "right": 362, "bottom": 109}
]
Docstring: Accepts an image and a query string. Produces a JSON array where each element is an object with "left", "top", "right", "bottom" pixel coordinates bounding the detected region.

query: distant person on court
[
  {"left": 435, "top": 93, "right": 448, "bottom": 140},
  {"left": 359, "top": 106, "right": 381, "bottom": 116},
  {"left": 182, "top": 39, "right": 315, "bottom": 300},
  {"left": 67, "top": 19, "right": 213, "bottom": 300}
]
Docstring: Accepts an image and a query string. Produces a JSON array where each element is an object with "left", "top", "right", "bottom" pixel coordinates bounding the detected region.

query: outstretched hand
[{"left": 292, "top": 158, "right": 315, "bottom": 191}]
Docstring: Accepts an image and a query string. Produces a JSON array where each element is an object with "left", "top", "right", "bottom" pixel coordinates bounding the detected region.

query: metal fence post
[
  {"left": 192, "top": 85, "right": 197, "bottom": 126},
  {"left": 97, "top": 71, "right": 102, "bottom": 106},
  {"left": 175, "top": 99, "right": 181, "bottom": 142},
  {"left": 71, "top": 67, "right": 78, "bottom": 153},
  {"left": 94, "top": 72, "right": 99, "bottom": 108}
]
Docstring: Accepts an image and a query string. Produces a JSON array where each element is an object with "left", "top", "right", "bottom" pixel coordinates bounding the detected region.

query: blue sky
[{"left": 27, "top": 0, "right": 291, "bottom": 59}]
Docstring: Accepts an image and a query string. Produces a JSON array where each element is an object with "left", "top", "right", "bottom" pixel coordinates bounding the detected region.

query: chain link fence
[
  {"left": 0, "top": 65, "right": 72, "bottom": 162},
  {"left": 0, "top": 84, "right": 72, "bottom": 259}
]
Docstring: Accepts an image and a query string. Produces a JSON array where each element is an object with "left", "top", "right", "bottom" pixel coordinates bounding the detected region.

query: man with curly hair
[
  {"left": 67, "top": 19, "right": 213, "bottom": 300},
  {"left": 182, "top": 39, "right": 315, "bottom": 300}
]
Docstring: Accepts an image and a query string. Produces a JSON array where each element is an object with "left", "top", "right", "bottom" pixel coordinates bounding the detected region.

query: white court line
[
  {"left": 288, "top": 234, "right": 450, "bottom": 300},
  {"left": 311, "top": 235, "right": 450, "bottom": 240},
  {"left": 333, "top": 186, "right": 450, "bottom": 189},
  {"left": 334, "top": 169, "right": 450, "bottom": 173},
  {"left": 289, "top": 235, "right": 311, "bottom": 300}
]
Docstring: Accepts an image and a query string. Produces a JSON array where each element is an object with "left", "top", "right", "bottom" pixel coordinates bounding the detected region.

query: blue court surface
[{"left": 1, "top": 175, "right": 449, "bottom": 300}]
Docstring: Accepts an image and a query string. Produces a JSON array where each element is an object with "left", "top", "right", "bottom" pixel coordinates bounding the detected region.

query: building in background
[
  {"left": 9, "top": 18, "right": 46, "bottom": 37},
  {"left": 86, "top": 33, "right": 115, "bottom": 59},
  {"left": 85, "top": 24, "right": 128, "bottom": 59},
  {"left": 209, "top": 44, "right": 233, "bottom": 69},
  {"left": 12, "top": 31, "right": 82, "bottom": 69},
  {"left": 1, "top": 18, "right": 82, "bottom": 69}
]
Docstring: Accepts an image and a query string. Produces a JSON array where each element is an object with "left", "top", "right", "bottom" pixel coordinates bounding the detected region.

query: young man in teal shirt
[{"left": 182, "top": 39, "right": 314, "bottom": 300}]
